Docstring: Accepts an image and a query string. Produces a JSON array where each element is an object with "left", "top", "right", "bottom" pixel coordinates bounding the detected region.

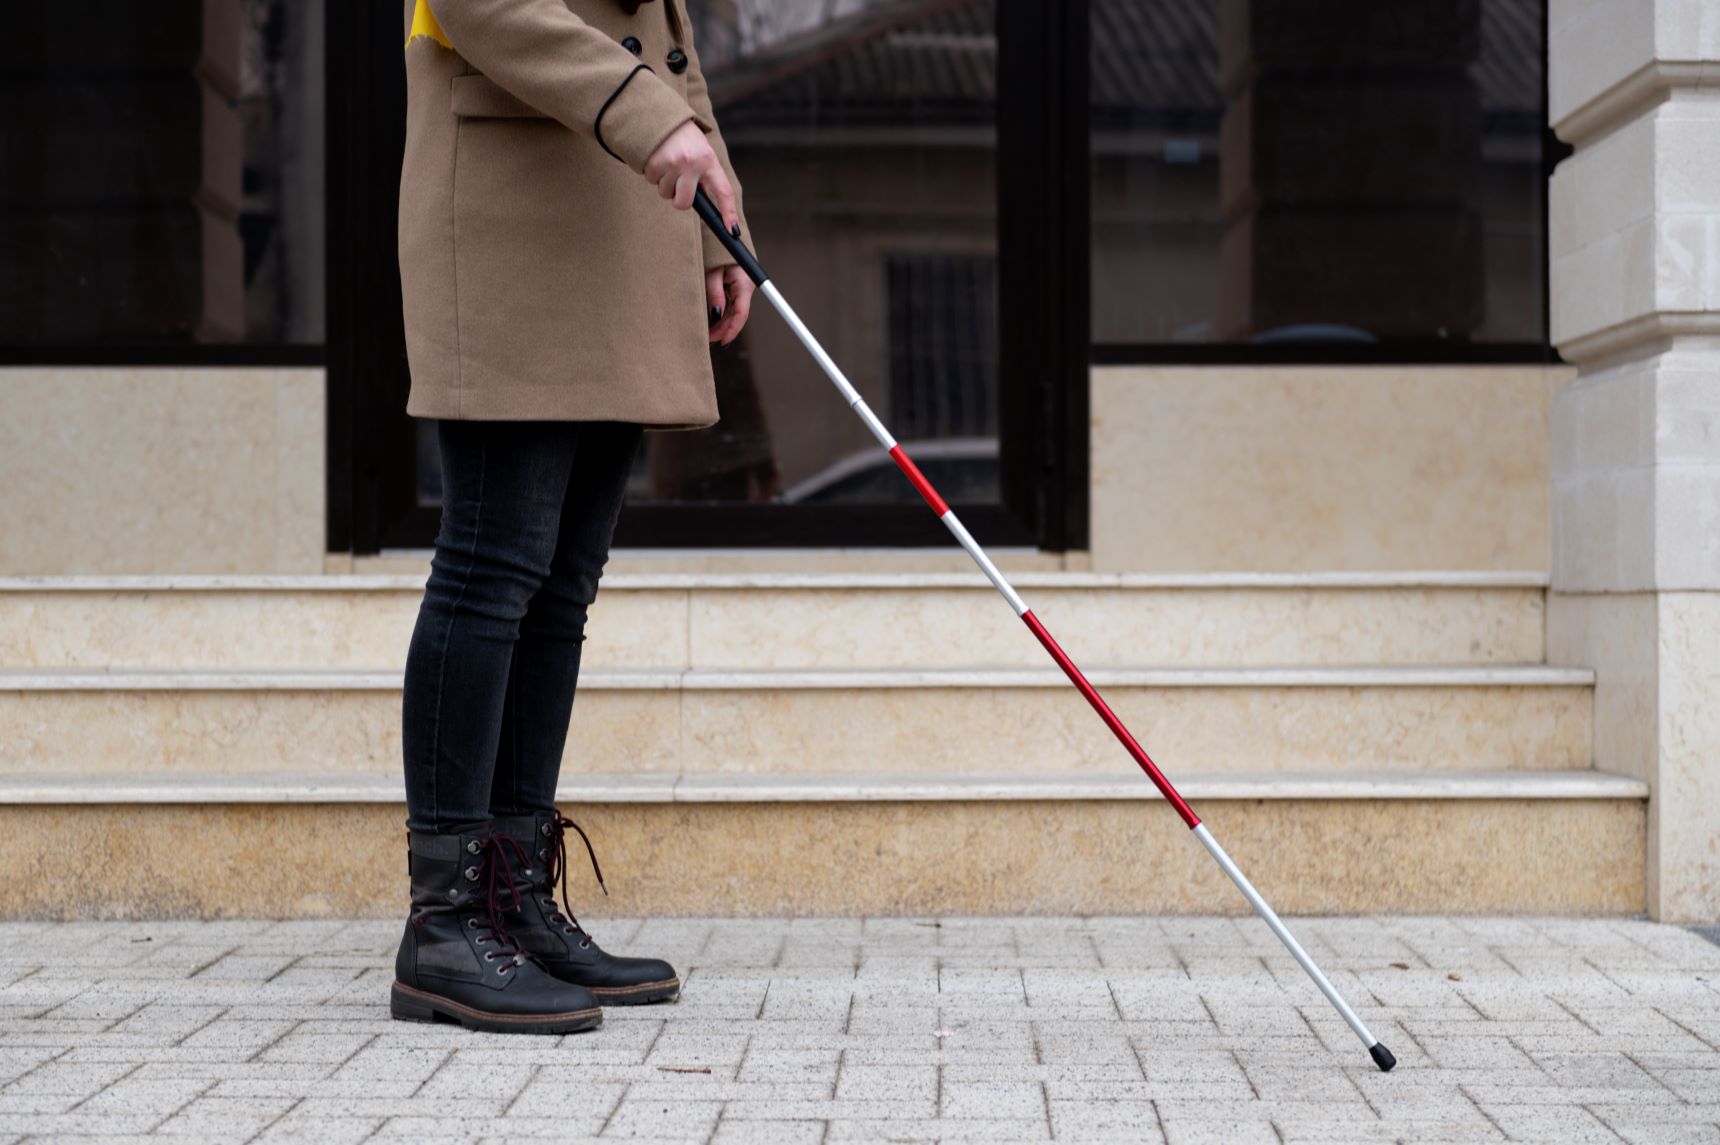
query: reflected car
[{"left": 777, "top": 437, "right": 999, "bottom": 505}]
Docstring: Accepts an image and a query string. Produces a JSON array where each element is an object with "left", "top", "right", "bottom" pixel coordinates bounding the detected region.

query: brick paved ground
[{"left": 0, "top": 917, "right": 1717, "bottom": 1143}]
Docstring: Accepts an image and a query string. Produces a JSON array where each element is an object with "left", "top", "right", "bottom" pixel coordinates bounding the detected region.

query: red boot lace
[
  {"left": 470, "top": 833, "right": 538, "bottom": 974},
  {"left": 542, "top": 815, "right": 607, "bottom": 948}
]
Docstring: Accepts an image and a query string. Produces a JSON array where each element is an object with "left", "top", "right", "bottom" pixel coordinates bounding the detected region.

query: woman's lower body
[{"left": 391, "top": 419, "right": 679, "bottom": 1035}]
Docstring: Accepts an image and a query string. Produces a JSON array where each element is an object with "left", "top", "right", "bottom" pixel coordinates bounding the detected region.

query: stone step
[
  {"left": 349, "top": 548, "right": 1078, "bottom": 576},
  {"left": 0, "top": 770, "right": 1646, "bottom": 917},
  {"left": 0, "top": 571, "right": 1548, "bottom": 671},
  {"left": 0, "top": 665, "right": 1593, "bottom": 775}
]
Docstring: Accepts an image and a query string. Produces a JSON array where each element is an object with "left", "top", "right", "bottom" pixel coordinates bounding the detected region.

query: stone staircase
[{"left": 0, "top": 561, "right": 1645, "bottom": 919}]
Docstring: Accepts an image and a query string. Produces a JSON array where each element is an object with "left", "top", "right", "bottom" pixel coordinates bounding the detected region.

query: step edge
[
  {"left": 0, "top": 570, "right": 1553, "bottom": 593},
  {"left": 0, "top": 665, "right": 1599, "bottom": 691},
  {"left": 0, "top": 770, "right": 1649, "bottom": 805}
]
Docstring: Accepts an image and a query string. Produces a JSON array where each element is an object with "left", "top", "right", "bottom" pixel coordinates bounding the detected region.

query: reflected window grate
[{"left": 886, "top": 253, "right": 998, "bottom": 441}]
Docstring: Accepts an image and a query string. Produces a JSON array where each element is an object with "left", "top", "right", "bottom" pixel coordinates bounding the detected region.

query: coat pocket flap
[{"left": 449, "top": 74, "right": 549, "bottom": 119}]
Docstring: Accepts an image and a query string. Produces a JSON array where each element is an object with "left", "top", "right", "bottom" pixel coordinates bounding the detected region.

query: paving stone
[
  {"left": 943, "top": 1061, "right": 1142, "bottom": 1085},
  {"left": 0, "top": 917, "right": 1716, "bottom": 1143},
  {"left": 1479, "top": 1102, "right": 1630, "bottom": 1142},
  {"left": 253, "top": 1114, "right": 385, "bottom": 1143},
  {"left": 374, "top": 1115, "right": 609, "bottom": 1138},
  {"left": 710, "top": 1119, "right": 826, "bottom": 1144},
  {"left": 502, "top": 1072, "right": 626, "bottom": 1114},
  {"left": 1613, "top": 1126, "right": 1720, "bottom": 1145},
  {"left": 599, "top": 1095, "right": 722, "bottom": 1139},
  {"left": 123, "top": 1060, "right": 334, "bottom": 1083},
  {"left": 1047, "top": 1098, "right": 1167, "bottom": 1141},
  {"left": 0, "top": 1113, "right": 168, "bottom": 1135},
  {"left": 75, "top": 1076, "right": 212, "bottom": 1116},
  {"left": 0, "top": 1046, "right": 64, "bottom": 1086},
  {"left": 723, "top": 1098, "right": 936, "bottom": 1121},
  {"left": 1, "top": 1059, "right": 139, "bottom": 1096},
  {"left": 1160, "top": 1118, "right": 1281, "bottom": 1145},
  {"left": 150, "top": 1094, "right": 299, "bottom": 1138},
  {"left": 834, "top": 1063, "right": 934, "bottom": 1102},
  {"left": 0, "top": 1092, "right": 87, "bottom": 1115},
  {"left": 940, "top": 1078, "right": 1044, "bottom": 1119},
  {"left": 255, "top": 1030, "right": 374, "bottom": 1065},
  {"left": 176, "top": 1019, "right": 297, "bottom": 1055},
  {"left": 737, "top": 1047, "right": 840, "bottom": 1087},
  {"left": 826, "top": 1117, "right": 1050, "bottom": 1140}
]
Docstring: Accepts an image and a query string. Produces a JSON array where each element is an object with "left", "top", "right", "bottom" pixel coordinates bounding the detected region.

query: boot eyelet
[
  {"left": 466, "top": 840, "right": 480, "bottom": 854},
  {"left": 482, "top": 951, "right": 496, "bottom": 961},
  {"left": 541, "top": 823, "right": 552, "bottom": 836},
  {"left": 464, "top": 866, "right": 479, "bottom": 880},
  {"left": 538, "top": 848, "right": 548, "bottom": 861}
]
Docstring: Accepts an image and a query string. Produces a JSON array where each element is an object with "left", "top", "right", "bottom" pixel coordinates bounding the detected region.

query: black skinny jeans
[{"left": 402, "top": 419, "right": 643, "bottom": 834}]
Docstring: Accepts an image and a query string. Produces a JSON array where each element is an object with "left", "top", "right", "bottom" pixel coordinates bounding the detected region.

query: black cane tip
[{"left": 1369, "top": 1042, "right": 1397, "bottom": 1072}]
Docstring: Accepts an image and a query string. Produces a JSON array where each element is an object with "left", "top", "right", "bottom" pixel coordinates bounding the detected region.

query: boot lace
[
  {"left": 469, "top": 833, "right": 537, "bottom": 974},
  {"left": 542, "top": 815, "right": 607, "bottom": 948}
]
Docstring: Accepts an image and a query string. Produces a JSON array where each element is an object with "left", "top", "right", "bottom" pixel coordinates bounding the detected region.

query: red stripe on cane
[
  {"left": 1021, "top": 610, "right": 1201, "bottom": 829},
  {"left": 889, "top": 445, "right": 950, "bottom": 516}
]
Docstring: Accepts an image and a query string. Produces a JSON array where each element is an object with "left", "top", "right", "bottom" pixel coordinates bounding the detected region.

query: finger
[
  {"left": 721, "top": 269, "right": 754, "bottom": 346},
  {"left": 673, "top": 170, "right": 699, "bottom": 211},
  {"left": 704, "top": 166, "right": 739, "bottom": 236},
  {"left": 656, "top": 170, "right": 678, "bottom": 201},
  {"left": 706, "top": 271, "right": 726, "bottom": 340},
  {"left": 709, "top": 274, "right": 741, "bottom": 344}
]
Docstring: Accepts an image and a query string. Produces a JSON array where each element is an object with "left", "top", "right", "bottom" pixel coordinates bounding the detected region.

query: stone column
[{"left": 1547, "top": 1, "right": 1720, "bottom": 921}]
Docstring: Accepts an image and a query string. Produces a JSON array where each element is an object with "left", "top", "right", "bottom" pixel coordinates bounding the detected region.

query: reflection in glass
[
  {"left": 1091, "top": 0, "right": 1546, "bottom": 347},
  {"left": 640, "top": 0, "right": 1002, "bottom": 506},
  {"left": 0, "top": 2, "right": 324, "bottom": 346},
  {"left": 412, "top": 1, "right": 1003, "bottom": 512}
]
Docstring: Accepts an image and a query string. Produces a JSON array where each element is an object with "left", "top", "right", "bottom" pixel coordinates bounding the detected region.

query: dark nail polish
[
  {"left": 709, "top": 307, "right": 722, "bottom": 326},
  {"left": 730, "top": 223, "right": 741, "bottom": 238}
]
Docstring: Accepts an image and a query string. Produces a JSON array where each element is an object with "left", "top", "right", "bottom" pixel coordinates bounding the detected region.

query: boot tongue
[{"left": 487, "top": 816, "right": 551, "bottom": 891}]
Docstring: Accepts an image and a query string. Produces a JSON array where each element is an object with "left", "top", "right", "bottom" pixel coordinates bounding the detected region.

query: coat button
[
  {"left": 622, "top": 36, "right": 642, "bottom": 56},
  {"left": 666, "top": 48, "right": 688, "bottom": 74}
]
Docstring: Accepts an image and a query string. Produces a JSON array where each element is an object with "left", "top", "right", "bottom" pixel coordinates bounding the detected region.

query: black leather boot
[
  {"left": 490, "top": 811, "right": 681, "bottom": 1005},
  {"left": 392, "top": 826, "right": 603, "bottom": 1033}
]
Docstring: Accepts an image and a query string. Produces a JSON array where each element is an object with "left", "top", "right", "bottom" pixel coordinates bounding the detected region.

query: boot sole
[
  {"left": 390, "top": 981, "right": 603, "bottom": 1034},
  {"left": 588, "top": 977, "right": 681, "bottom": 1006}
]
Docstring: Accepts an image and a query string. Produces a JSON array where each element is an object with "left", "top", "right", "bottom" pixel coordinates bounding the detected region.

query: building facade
[{"left": 0, "top": 0, "right": 1714, "bottom": 922}]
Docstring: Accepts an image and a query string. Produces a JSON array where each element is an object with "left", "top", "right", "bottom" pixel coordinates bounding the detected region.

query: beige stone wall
[
  {"left": 0, "top": 368, "right": 325, "bottom": 576},
  {"left": 1090, "top": 365, "right": 1564, "bottom": 573}
]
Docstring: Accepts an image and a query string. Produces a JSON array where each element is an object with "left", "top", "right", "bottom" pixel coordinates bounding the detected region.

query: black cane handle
[{"left": 692, "top": 185, "right": 768, "bottom": 286}]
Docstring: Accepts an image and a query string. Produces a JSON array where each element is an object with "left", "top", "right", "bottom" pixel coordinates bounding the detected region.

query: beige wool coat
[{"left": 399, "top": 0, "right": 750, "bottom": 426}]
